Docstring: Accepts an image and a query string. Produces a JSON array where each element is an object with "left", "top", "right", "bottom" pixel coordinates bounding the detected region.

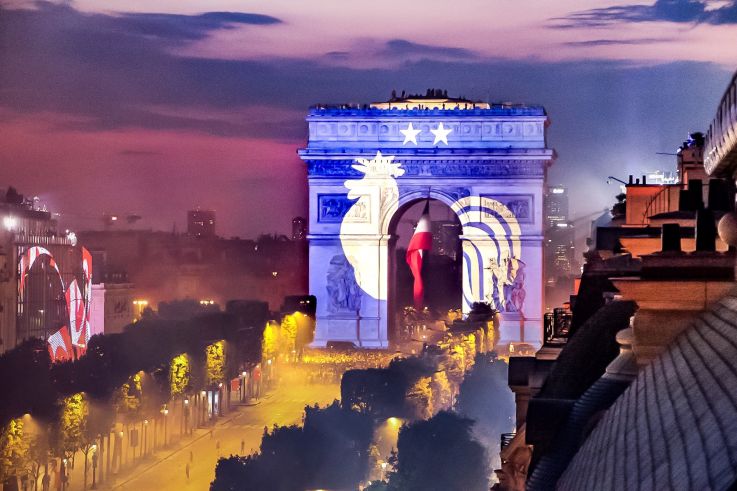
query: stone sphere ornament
[{"left": 717, "top": 211, "right": 737, "bottom": 247}]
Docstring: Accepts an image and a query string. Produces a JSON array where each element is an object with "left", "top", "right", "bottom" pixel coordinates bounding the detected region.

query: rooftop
[
  {"left": 557, "top": 289, "right": 737, "bottom": 490},
  {"left": 308, "top": 90, "right": 545, "bottom": 117}
]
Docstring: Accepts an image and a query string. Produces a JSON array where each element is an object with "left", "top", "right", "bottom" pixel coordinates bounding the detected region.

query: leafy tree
[
  {"left": 0, "top": 418, "right": 29, "bottom": 486},
  {"left": 206, "top": 341, "right": 225, "bottom": 386},
  {"left": 280, "top": 314, "right": 297, "bottom": 356},
  {"left": 262, "top": 322, "right": 279, "bottom": 362},
  {"left": 169, "top": 354, "right": 190, "bottom": 398},
  {"left": 387, "top": 411, "right": 489, "bottom": 491},
  {"left": 26, "top": 432, "right": 50, "bottom": 491},
  {"left": 430, "top": 371, "right": 452, "bottom": 413},
  {"left": 342, "top": 355, "right": 441, "bottom": 420},
  {"left": 341, "top": 368, "right": 408, "bottom": 417},
  {"left": 211, "top": 402, "right": 373, "bottom": 491},
  {"left": 58, "top": 394, "right": 85, "bottom": 462},
  {"left": 302, "top": 401, "right": 373, "bottom": 489},
  {"left": 0, "top": 339, "right": 55, "bottom": 428},
  {"left": 405, "top": 377, "right": 433, "bottom": 420},
  {"left": 113, "top": 373, "right": 143, "bottom": 422},
  {"left": 80, "top": 401, "right": 112, "bottom": 491}
]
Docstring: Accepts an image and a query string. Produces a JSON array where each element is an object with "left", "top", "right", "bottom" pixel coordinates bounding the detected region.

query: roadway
[{"left": 100, "top": 379, "right": 340, "bottom": 490}]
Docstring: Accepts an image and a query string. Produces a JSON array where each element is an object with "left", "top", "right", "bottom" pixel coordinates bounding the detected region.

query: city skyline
[{"left": 2, "top": 0, "right": 737, "bottom": 236}]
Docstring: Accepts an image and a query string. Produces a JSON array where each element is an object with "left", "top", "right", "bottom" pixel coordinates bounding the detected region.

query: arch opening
[{"left": 387, "top": 198, "right": 463, "bottom": 345}]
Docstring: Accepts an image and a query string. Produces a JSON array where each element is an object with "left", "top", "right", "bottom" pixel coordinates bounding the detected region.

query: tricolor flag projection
[
  {"left": 47, "top": 327, "right": 73, "bottom": 362},
  {"left": 81, "top": 247, "right": 93, "bottom": 344},
  {"left": 66, "top": 279, "right": 86, "bottom": 348},
  {"left": 18, "top": 244, "right": 93, "bottom": 361},
  {"left": 406, "top": 201, "right": 432, "bottom": 309}
]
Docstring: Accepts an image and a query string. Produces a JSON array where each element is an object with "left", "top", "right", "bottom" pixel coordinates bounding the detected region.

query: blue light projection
[{"left": 300, "top": 97, "right": 553, "bottom": 347}]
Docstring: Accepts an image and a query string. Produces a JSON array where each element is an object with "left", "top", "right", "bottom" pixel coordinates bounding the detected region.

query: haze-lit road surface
[{"left": 107, "top": 380, "right": 340, "bottom": 491}]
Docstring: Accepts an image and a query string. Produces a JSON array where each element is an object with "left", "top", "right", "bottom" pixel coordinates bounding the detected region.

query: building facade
[
  {"left": 299, "top": 93, "right": 554, "bottom": 348},
  {"left": 0, "top": 188, "right": 89, "bottom": 357}
]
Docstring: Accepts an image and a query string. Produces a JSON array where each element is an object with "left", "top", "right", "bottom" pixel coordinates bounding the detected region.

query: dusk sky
[{"left": 2, "top": 0, "right": 737, "bottom": 236}]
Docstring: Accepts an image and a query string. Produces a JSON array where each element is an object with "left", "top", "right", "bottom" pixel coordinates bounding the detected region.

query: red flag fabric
[
  {"left": 47, "top": 326, "right": 73, "bottom": 362},
  {"left": 406, "top": 201, "right": 432, "bottom": 308}
]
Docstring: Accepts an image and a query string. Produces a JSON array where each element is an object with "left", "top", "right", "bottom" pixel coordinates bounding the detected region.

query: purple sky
[{"left": 1, "top": 0, "right": 736, "bottom": 236}]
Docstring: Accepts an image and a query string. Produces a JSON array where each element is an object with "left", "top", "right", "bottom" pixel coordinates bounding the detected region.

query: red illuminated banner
[{"left": 18, "top": 245, "right": 93, "bottom": 361}]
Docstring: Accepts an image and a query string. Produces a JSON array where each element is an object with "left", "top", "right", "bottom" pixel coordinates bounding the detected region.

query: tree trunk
[
  {"left": 98, "top": 435, "right": 104, "bottom": 484},
  {"left": 83, "top": 450, "right": 89, "bottom": 491},
  {"left": 105, "top": 434, "right": 111, "bottom": 479}
]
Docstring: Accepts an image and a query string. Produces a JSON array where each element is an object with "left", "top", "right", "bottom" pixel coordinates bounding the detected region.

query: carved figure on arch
[{"left": 326, "top": 254, "right": 362, "bottom": 313}]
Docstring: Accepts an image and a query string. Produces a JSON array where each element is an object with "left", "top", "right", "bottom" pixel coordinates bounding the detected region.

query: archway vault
[{"left": 299, "top": 99, "right": 553, "bottom": 348}]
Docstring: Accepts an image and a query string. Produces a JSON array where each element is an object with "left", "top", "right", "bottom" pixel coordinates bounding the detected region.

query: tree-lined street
[{"left": 100, "top": 378, "right": 339, "bottom": 491}]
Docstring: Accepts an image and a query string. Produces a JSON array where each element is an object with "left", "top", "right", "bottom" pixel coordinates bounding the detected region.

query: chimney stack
[
  {"left": 695, "top": 208, "right": 716, "bottom": 252},
  {"left": 661, "top": 223, "right": 682, "bottom": 253},
  {"left": 708, "top": 179, "right": 730, "bottom": 211},
  {"left": 689, "top": 179, "right": 704, "bottom": 210}
]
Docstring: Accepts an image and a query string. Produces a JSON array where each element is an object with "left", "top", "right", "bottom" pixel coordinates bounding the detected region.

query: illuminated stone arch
[
  {"left": 299, "top": 99, "right": 553, "bottom": 348},
  {"left": 379, "top": 189, "right": 458, "bottom": 235}
]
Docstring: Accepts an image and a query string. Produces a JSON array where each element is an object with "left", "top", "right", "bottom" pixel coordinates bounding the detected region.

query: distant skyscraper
[
  {"left": 545, "top": 186, "right": 569, "bottom": 228},
  {"left": 545, "top": 186, "right": 576, "bottom": 282},
  {"left": 292, "top": 216, "right": 307, "bottom": 240},
  {"left": 187, "top": 209, "right": 216, "bottom": 238}
]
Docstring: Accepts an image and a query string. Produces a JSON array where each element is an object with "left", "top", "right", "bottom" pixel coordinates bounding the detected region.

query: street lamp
[
  {"left": 183, "top": 398, "right": 190, "bottom": 436},
  {"left": 606, "top": 176, "right": 628, "bottom": 185},
  {"left": 143, "top": 420, "right": 148, "bottom": 455},
  {"left": 161, "top": 406, "right": 169, "bottom": 446}
]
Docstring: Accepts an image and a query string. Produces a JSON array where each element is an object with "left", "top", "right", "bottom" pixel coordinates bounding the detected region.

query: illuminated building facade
[
  {"left": 0, "top": 187, "right": 93, "bottom": 359},
  {"left": 299, "top": 93, "right": 554, "bottom": 347},
  {"left": 545, "top": 186, "right": 568, "bottom": 228},
  {"left": 544, "top": 186, "right": 576, "bottom": 287}
]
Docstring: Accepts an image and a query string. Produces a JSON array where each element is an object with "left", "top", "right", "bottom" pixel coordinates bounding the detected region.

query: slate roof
[
  {"left": 527, "top": 377, "right": 631, "bottom": 490},
  {"left": 539, "top": 300, "right": 637, "bottom": 400},
  {"left": 556, "top": 290, "right": 737, "bottom": 490}
]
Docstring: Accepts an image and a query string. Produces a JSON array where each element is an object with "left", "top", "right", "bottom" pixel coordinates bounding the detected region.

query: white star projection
[
  {"left": 400, "top": 122, "right": 422, "bottom": 145},
  {"left": 340, "top": 151, "right": 404, "bottom": 300},
  {"left": 430, "top": 122, "right": 452, "bottom": 145}
]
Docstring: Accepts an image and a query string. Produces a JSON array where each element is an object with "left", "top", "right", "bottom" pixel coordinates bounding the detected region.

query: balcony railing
[{"left": 705, "top": 71, "right": 737, "bottom": 177}]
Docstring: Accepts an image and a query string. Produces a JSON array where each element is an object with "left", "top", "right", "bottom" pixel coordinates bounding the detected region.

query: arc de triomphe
[{"left": 298, "top": 95, "right": 554, "bottom": 348}]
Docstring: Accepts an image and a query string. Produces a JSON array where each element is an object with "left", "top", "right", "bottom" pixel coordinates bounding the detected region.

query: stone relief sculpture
[
  {"left": 326, "top": 254, "right": 362, "bottom": 313},
  {"left": 504, "top": 257, "right": 526, "bottom": 314},
  {"left": 485, "top": 257, "right": 507, "bottom": 311},
  {"left": 485, "top": 256, "right": 526, "bottom": 313},
  {"left": 505, "top": 199, "right": 530, "bottom": 220}
]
